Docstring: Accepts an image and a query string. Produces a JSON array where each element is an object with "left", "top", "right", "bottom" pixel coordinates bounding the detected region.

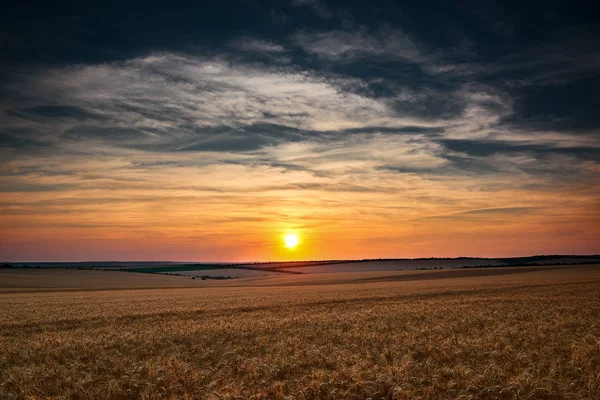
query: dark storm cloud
[
  {"left": 0, "top": 130, "right": 46, "bottom": 150},
  {"left": 1, "top": 0, "right": 599, "bottom": 187},
  {"left": 501, "top": 76, "right": 600, "bottom": 134},
  {"left": 441, "top": 139, "right": 600, "bottom": 161}
]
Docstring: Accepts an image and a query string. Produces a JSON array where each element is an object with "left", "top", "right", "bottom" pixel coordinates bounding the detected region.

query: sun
[{"left": 284, "top": 233, "right": 299, "bottom": 249}]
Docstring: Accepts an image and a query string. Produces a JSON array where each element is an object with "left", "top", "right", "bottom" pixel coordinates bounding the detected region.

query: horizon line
[{"left": 4, "top": 254, "right": 600, "bottom": 264}]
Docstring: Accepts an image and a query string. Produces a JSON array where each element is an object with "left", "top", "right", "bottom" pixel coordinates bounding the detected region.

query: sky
[{"left": 1, "top": 0, "right": 599, "bottom": 261}]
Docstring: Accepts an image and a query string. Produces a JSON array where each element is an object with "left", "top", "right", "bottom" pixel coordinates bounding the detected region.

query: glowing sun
[{"left": 284, "top": 233, "right": 299, "bottom": 249}]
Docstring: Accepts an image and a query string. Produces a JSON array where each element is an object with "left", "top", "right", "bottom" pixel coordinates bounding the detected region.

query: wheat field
[{"left": 1, "top": 265, "right": 599, "bottom": 399}]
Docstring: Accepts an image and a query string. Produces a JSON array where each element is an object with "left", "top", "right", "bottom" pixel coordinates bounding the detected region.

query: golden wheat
[{"left": 1, "top": 266, "right": 599, "bottom": 399}]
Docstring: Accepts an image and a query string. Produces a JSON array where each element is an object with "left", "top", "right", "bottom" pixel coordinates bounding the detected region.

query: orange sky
[{"left": 1, "top": 148, "right": 598, "bottom": 261}]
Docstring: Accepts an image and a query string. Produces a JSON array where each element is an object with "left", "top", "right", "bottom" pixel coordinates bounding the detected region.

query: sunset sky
[{"left": 1, "top": 1, "right": 599, "bottom": 261}]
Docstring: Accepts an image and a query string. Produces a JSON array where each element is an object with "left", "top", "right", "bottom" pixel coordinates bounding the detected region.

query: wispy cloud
[
  {"left": 228, "top": 37, "right": 286, "bottom": 53},
  {"left": 291, "top": 0, "right": 334, "bottom": 19},
  {"left": 4, "top": 54, "right": 395, "bottom": 137},
  {"left": 294, "top": 29, "right": 423, "bottom": 63}
]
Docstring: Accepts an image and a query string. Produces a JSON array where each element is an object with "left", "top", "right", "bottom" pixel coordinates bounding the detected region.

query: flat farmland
[
  {"left": 1, "top": 265, "right": 599, "bottom": 399},
  {"left": 278, "top": 259, "right": 505, "bottom": 273},
  {"left": 0, "top": 268, "right": 209, "bottom": 293}
]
